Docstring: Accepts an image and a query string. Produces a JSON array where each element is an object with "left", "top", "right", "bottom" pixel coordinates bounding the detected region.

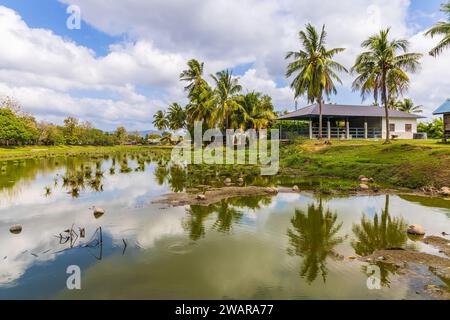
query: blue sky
[{"left": 0, "top": 0, "right": 448, "bottom": 130}]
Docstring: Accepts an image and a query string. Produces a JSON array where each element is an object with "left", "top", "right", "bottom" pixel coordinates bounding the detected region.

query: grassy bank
[
  {"left": 0, "top": 145, "right": 171, "bottom": 160},
  {"left": 280, "top": 139, "right": 450, "bottom": 189}
]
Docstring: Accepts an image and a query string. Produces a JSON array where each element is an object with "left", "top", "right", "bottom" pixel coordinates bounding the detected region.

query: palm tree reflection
[
  {"left": 287, "top": 200, "right": 344, "bottom": 284},
  {"left": 352, "top": 195, "right": 408, "bottom": 256},
  {"left": 352, "top": 195, "right": 408, "bottom": 287},
  {"left": 182, "top": 196, "right": 270, "bottom": 240}
]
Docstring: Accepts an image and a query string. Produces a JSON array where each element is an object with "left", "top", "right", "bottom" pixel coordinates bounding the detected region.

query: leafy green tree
[
  {"left": 418, "top": 118, "right": 444, "bottom": 138},
  {"left": 352, "top": 28, "right": 422, "bottom": 143},
  {"left": 115, "top": 126, "right": 127, "bottom": 144},
  {"left": 425, "top": 1, "right": 450, "bottom": 57},
  {"left": 167, "top": 103, "right": 186, "bottom": 131},
  {"left": 395, "top": 98, "right": 423, "bottom": 113},
  {"left": 180, "top": 59, "right": 208, "bottom": 97},
  {"left": 238, "top": 91, "right": 276, "bottom": 130},
  {"left": 286, "top": 24, "right": 347, "bottom": 139},
  {"left": 152, "top": 110, "right": 169, "bottom": 131},
  {"left": 39, "top": 123, "right": 65, "bottom": 145},
  {"left": 63, "top": 117, "right": 80, "bottom": 145},
  {"left": 210, "top": 70, "right": 243, "bottom": 129}
]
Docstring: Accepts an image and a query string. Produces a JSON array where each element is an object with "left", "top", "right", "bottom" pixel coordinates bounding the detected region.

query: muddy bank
[{"left": 153, "top": 186, "right": 281, "bottom": 206}]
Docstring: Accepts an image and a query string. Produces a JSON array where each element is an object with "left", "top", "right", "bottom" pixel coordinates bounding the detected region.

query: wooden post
[
  {"left": 364, "top": 121, "right": 368, "bottom": 139},
  {"left": 346, "top": 119, "right": 350, "bottom": 139},
  {"left": 327, "top": 120, "right": 331, "bottom": 140},
  {"left": 309, "top": 119, "right": 313, "bottom": 139}
]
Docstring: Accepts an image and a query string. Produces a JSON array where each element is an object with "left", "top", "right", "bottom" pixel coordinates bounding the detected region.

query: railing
[{"left": 280, "top": 127, "right": 382, "bottom": 139}]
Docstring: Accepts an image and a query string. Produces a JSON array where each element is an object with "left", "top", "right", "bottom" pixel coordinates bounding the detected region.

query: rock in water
[
  {"left": 93, "top": 206, "right": 105, "bottom": 219},
  {"left": 292, "top": 185, "right": 299, "bottom": 192},
  {"left": 9, "top": 225, "right": 22, "bottom": 234},
  {"left": 224, "top": 178, "right": 232, "bottom": 184},
  {"left": 196, "top": 194, "right": 206, "bottom": 200},
  {"left": 359, "top": 183, "right": 370, "bottom": 190},
  {"left": 407, "top": 224, "right": 425, "bottom": 235},
  {"left": 440, "top": 187, "right": 450, "bottom": 196}
]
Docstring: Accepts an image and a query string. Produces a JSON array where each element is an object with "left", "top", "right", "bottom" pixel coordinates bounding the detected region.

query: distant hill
[{"left": 138, "top": 130, "right": 161, "bottom": 137}]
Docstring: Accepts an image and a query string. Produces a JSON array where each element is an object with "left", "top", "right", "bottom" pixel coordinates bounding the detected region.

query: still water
[{"left": 0, "top": 152, "right": 449, "bottom": 299}]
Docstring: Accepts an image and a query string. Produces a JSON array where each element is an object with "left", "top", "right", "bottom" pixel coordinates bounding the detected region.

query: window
[
  {"left": 389, "top": 123, "right": 396, "bottom": 132},
  {"left": 405, "top": 124, "right": 412, "bottom": 132}
]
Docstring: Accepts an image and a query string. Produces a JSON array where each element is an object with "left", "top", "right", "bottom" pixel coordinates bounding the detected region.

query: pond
[{"left": 0, "top": 152, "right": 449, "bottom": 299}]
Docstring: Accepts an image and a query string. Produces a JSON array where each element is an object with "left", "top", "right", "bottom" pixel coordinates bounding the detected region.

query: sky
[{"left": 0, "top": 0, "right": 448, "bottom": 131}]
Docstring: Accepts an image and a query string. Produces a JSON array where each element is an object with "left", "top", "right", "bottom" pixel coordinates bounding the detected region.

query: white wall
[{"left": 381, "top": 117, "right": 417, "bottom": 139}]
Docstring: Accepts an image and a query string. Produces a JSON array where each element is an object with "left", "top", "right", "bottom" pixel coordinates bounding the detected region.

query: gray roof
[
  {"left": 433, "top": 99, "right": 450, "bottom": 115},
  {"left": 276, "top": 103, "right": 424, "bottom": 120}
]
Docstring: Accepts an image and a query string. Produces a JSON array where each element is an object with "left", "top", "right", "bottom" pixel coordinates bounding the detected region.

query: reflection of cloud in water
[{"left": 0, "top": 164, "right": 180, "bottom": 286}]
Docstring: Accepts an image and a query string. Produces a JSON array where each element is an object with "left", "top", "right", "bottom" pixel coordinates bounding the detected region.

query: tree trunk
[
  {"left": 382, "top": 72, "right": 390, "bottom": 144},
  {"left": 318, "top": 99, "right": 323, "bottom": 140}
]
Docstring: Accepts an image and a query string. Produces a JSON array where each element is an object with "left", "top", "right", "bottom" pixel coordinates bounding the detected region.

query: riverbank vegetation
[{"left": 280, "top": 139, "right": 450, "bottom": 189}]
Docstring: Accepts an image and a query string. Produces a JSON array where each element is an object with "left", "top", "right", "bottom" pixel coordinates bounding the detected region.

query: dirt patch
[
  {"left": 152, "top": 186, "right": 280, "bottom": 207},
  {"left": 422, "top": 236, "right": 450, "bottom": 257},
  {"left": 360, "top": 249, "right": 450, "bottom": 281}
]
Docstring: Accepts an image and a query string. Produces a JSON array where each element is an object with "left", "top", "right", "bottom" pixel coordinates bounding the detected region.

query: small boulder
[
  {"left": 440, "top": 187, "right": 450, "bottom": 196},
  {"left": 358, "top": 175, "right": 366, "bottom": 180},
  {"left": 93, "top": 206, "right": 105, "bottom": 219},
  {"left": 224, "top": 178, "right": 232, "bottom": 185},
  {"left": 360, "top": 177, "right": 370, "bottom": 183},
  {"left": 9, "top": 225, "right": 22, "bottom": 234},
  {"left": 359, "top": 183, "right": 370, "bottom": 190},
  {"left": 407, "top": 224, "right": 425, "bottom": 235},
  {"left": 196, "top": 194, "right": 206, "bottom": 200},
  {"left": 292, "top": 185, "right": 299, "bottom": 192},
  {"left": 266, "top": 187, "right": 279, "bottom": 194},
  {"left": 237, "top": 177, "right": 244, "bottom": 184}
]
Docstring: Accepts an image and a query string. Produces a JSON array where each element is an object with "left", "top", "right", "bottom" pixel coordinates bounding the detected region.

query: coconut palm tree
[
  {"left": 352, "top": 28, "right": 422, "bottom": 143},
  {"left": 238, "top": 92, "right": 276, "bottom": 130},
  {"left": 286, "top": 24, "right": 348, "bottom": 139},
  {"left": 185, "top": 84, "right": 216, "bottom": 127},
  {"left": 425, "top": 1, "right": 450, "bottom": 57},
  {"left": 180, "top": 59, "right": 207, "bottom": 97},
  {"left": 167, "top": 103, "right": 186, "bottom": 131},
  {"left": 210, "top": 70, "right": 243, "bottom": 129},
  {"left": 395, "top": 98, "right": 423, "bottom": 113},
  {"left": 152, "top": 110, "right": 169, "bottom": 131}
]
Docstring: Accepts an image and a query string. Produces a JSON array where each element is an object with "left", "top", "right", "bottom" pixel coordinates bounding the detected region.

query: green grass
[
  {"left": 280, "top": 139, "right": 450, "bottom": 189},
  {"left": 0, "top": 145, "right": 172, "bottom": 160}
]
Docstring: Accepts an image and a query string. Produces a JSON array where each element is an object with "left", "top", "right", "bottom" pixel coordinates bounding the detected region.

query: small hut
[{"left": 433, "top": 99, "right": 450, "bottom": 141}]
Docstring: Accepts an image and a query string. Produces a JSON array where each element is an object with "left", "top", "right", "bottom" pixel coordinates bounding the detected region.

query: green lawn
[
  {"left": 0, "top": 145, "right": 171, "bottom": 160},
  {"left": 280, "top": 139, "right": 450, "bottom": 189}
]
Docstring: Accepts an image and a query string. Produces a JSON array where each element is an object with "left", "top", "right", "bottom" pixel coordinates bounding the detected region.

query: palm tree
[
  {"left": 352, "top": 28, "right": 422, "bottom": 143},
  {"left": 210, "top": 70, "right": 243, "bottom": 129},
  {"left": 238, "top": 92, "right": 276, "bottom": 130},
  {"left": 425, "top": 1, "right": 450, "bottom": 57},
  {"left": 152, "top": 110, "right": 168, "bottom": 131},
  {"left": 185, "top": 84, "right": 216, "bottom": 127},
  {"left": 395, "top": 98, "right": 423, "bottom": 113},
  {"left": 167, "top": 103, "right": 186, "bottom": 131},
  {"left": 179, "top": 59, "right": 207, "bottom": 96},
  {"left": 286, "top": 24, "right": 347, "bottom": 139}
]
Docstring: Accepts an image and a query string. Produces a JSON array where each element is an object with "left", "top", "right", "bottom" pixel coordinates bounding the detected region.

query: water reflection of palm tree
[
  {"left": 287, "top": 201, "right": 344, "bottom": 284},
  {"left": 352, "top": 195, "right": 408, "bottom": 287},
  {"left": 352, "top": 195, "right": 408, "bottom": 257},
  {"left": 212, "top": 200, "right": 243, "bottom": 233},
  {"left": 168, "top": 165, "right": 187, "bottom": 192},
  {"left": 154, "top": 164, "right": 169, "bottom": 185},
  {"left": 183, "top": 204, "right": 217, "bottom": 240}
]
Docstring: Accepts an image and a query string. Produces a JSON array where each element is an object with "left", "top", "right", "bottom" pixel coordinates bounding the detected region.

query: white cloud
[{"left": 0, "top": 1, "right": 448, "bottom": 129}]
